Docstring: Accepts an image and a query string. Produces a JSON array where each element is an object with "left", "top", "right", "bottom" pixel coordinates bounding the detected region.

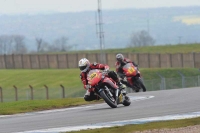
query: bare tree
[
  {"left": 0, "top": 35, "right": 13, "bottom": 54},
  {"left": 12, "top": 35, "right": 27, "bottom": 54},
  {"left": 35, "top": 37, "right": 49, "bottom": 53},
  {"left": 128, "top": 30, "right": 155, "bottom": 47},
  {"left": 35, "top": 37, "right": 43, "bottom": 53},
  {"left": 49, "top": 36, "right": 72, "bottom": 52}
]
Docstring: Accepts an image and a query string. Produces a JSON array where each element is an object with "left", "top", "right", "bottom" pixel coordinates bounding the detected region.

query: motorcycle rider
[
  {"left": 78, "top": 58, "right": 126, "bottom": 101},
  {"left": 115, "top": 53, "right": 138, "bottom": 79}
]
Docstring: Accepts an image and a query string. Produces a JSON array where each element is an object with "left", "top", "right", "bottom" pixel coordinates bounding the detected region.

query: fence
[
  {"left": 0, "top": 52, "right": 200, "bottom": 69},
  {"left": 127, "top": 75, "right": 200, "bottom": 93},
  {"left": 0, "top": 85, "right": 68, "bottom": 103},
  {"left": 1, "top": 75, "right": 200, "bottom": 103}
]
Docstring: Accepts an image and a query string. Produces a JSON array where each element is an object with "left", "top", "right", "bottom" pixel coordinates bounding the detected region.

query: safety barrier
[{"left": 0, "top": 52, "right": 200, "bottom": 69}]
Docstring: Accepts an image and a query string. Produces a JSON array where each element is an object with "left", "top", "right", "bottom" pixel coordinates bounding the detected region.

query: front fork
[
  {"left": 104, "top": 86, "right": 112, "bottom": 95},
  {"left": 97, "top": 85, "right": 119, "bottom": 103},
  {"left": 115, "top": 88, "right": 121, "bottom": 104},
  {"left": 105, "top": 86, "right": 119, "bottom": 103}
]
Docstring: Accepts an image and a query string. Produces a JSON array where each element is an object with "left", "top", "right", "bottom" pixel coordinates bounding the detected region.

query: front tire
[{"left": 100, "top": 90, "right": 117, "bottom": 108}]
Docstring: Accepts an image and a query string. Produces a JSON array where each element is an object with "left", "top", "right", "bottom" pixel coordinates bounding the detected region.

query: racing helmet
[
  {"left": 116, "top": 53, "right": 124, "bottom": 62},
  {"left": 78, "top": 58, "right": 90, "bottom": 72}
]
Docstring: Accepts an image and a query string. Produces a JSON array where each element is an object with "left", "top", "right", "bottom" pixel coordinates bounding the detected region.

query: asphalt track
[{"left": 0, "top": 87, "right": 200, "bottom": 133}]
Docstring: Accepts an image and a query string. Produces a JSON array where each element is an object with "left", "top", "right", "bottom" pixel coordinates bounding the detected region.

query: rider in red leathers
[
  {"left": 115, "top": 53, "right": 147, "bottom": 92},
  {"left": 115, "top": 53, "right": 138, "bottom": 78},
  {"left": 79, "top": 58, "right": 126, "bottom": 101}
]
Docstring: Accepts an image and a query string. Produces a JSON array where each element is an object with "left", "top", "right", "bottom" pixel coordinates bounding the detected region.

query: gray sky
[{"left": 0, "top": 0, "right": 200, "bottom": 14}]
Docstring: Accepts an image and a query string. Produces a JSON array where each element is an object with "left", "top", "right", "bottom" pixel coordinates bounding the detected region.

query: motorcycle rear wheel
[
  {"left": 100, "top": 90, "right": 117, "bottom": 108},
  {"left": 137, "top": 78, "right": 147, "bottom": 92}
]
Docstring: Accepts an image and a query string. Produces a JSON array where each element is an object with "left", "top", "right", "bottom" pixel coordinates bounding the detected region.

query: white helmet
[
  {"left": 116, "top": 53, "right": 124, "bottom": 62},
  {"left": 78, "top": 58, "right": 90, "bottom": 72}
]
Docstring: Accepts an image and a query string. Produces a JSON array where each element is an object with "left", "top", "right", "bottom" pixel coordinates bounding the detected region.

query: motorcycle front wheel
[{"left": 100, "top": 90, "right": 117, "bottom": 108}]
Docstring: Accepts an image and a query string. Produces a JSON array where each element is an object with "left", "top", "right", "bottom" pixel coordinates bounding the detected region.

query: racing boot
[{"left": 118, "top": 82, "right": 127, "bottom": 95}]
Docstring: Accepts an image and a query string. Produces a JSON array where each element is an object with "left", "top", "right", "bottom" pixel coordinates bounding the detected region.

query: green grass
[
  {"left": 105, "top": 43, "right": 200, "bottom": 54},
  {"left": 141, "top": 68, "right": 200, "bottom": 79},
  {"left": 0, "top": 68, "right": 199, "bottom": 102},
  {"left": 0, "top": 69, "right": 81, "bottom": 89},
  {"left": 0, "top": 68, "right": 199, "bottom": 89},
  {"left": 3, "top": 69, "right": 75, "bottom": 90},
  {"left": 0, "top": 98, "right": 102, "bottom": 115},
  {"left": 64, "top": 43, "right": 200, "bottom": 54},
  {"left": 67, "top": 117, "right": 200, "bottom": 133},
  {"left": 0, "top": 67, "right": 198, "bottom": 104},
  {"left": 38, "top": 43, "right": 200, "bottom": 55}
]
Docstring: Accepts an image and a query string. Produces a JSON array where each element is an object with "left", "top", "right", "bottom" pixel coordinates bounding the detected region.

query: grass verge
[
  {"left": 67, "top": 117, "right": 200, "bottom": 133},
  {"left": 0, "top": 98, "right": 103, "bottom": 115}
]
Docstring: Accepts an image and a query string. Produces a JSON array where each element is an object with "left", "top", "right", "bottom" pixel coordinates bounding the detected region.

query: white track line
[{"left": 15, "top": 111, "right": 200, "bottom": 133}]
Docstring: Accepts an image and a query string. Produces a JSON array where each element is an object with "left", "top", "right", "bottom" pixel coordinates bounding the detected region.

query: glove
[
  {"left": 104, "top": 66, "right": 109, "bottom": 72},
  {"left": 102, "top": 70, "right": 109, "bottom": 75},
  {"left": 85, "top": 84, "right": 91, "bottom": 90},
  {"left": 105, "top": 69, "right": 109, "bottom": 72},
  {"left": 103, "top": 68, "right": 109, "bottom": 74}
]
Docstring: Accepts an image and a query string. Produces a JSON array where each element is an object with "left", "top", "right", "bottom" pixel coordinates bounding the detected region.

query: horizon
[
  {"left": 1, "top": 0, "right": 200, "bottom": 15},
  {"left": 0, "top": 5, "right": 200, "bottom": 16}
]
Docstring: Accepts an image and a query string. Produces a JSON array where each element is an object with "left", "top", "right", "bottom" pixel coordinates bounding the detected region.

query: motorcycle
[
  {"left": 119, "top": 63, "right": 147, "bottom": 92},
  {"left": 87, "top": 69, "right": 131, "bottom": 108}
]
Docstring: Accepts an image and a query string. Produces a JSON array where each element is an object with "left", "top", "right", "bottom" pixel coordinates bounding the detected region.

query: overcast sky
[{"left": 0, "top": 0, "right": 200, "bottom": 14}]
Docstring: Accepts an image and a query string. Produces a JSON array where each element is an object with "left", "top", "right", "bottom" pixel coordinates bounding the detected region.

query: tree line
[
  {"left": 0, "top": 35, "right": 73, "bottom": 55},
  {"left": 0, "top": 30, "right": 155, "bottom": 55}
]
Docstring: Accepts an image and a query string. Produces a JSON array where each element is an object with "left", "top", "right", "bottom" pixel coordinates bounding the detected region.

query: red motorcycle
[
  {"left": 119, "top": 63, "right": 146, "bottom": 92},
  {"left": 87, "top": 69, "right": 131, "bottom": 108}
]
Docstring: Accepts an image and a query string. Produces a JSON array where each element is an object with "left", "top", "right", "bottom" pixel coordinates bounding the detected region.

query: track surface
[{"left": 0, "top": 87, "right": 200, "bottom": 133}]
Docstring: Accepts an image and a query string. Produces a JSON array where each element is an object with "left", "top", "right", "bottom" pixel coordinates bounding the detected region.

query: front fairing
[
  {"left": 122, "top": 63, "right": 137, "bottom": 76},
  {"left": 87, "top": 69, "right": 102, "bottom": 86}
]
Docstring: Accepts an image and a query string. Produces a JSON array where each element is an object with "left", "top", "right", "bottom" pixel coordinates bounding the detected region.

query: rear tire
[
  {"left": 137, "top": 78, "right": 147, "bottom": 92},
  {"left": 135, "top": 88, "right": 140, "bottom": 92},
  {"left": 100, "top": 90, "right": 117, "bottom": 108}
]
